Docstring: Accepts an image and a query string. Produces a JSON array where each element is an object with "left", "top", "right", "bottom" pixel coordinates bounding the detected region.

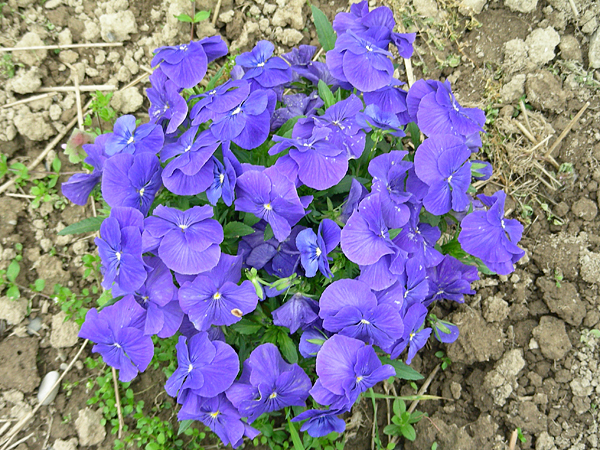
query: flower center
[
  {"left": 179, "top": 44, "right": 188, "bottom": 51},
  {"left": 213, "top": 291, "right": 222, "bottom": 300},
  {"left": 315, "top": 247, "right": 322, "bottom": 257},
  {"left": 360, "top": 319, "right": 370, "bottom": 325},
  {"left": 114, "top": 343, "right": 122, "bottom": 349},
  {"left": 210, "top": 90, "right": 217, "bottom": 95},
  {"left": 127, "top": 136, "right": 135, "bottom": 145},
  {"left": 209, "top": 411, "right": 219, "bottom": 418},
  {"left": 231, "top": 106, "right": 242, "bottom": 115},
  {"left": 257, "top": 62, "right": 265, "bottom": 67},
  {"left": 179, "top": 224, "right": 188, "bottom": 230},
  {"left": 501, "top": 219, "right": 506, "bottom": 229},
  {"left": 184, "top": 145, "right": 192, "bottom": 152},
  {"left": 409, "top": 332, "right": 415, "bottom": 340},
  {"left": 219, "top": 173, "right": 225, "bottom": 184},
  {"left": 365, "top": 45, "right": 373, "bottom": 52},
  {"left": 115, "top": 251, "right": 122, "bottom": 261},
  {"left": 264, "top": 203, "right": 272, "bottom": 210},
  {"left": 139, "top": 187, "right": 145, "bottom": 197},
  {"left": 447, "top": 175, "right": 453, "bottom": 183},
  {"left": 188, "top": 364, "right": 193, "bottom": 373},
  {"left": 269, "top": 392, "right": 277, "bottom": 399},
  {"left": 356, "top": 376, "right": 363, "bottom": 382}
]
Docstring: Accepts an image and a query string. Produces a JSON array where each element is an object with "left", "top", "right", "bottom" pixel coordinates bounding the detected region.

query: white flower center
[
  {"left": 115, "top": 251, "right": 122, "bottom": 261},
  {"left": 219, "top": 173, "right": 225, "bottom": 184},
  {"left": 184, "top": 145, "right": 192, "bottom": 152},
  {"left": 366, "top": 45, "right": 373, "bottom": 52},
  {"left": 231, "top": 106, "right": 242, "bottom": 115},
  {"left": 269, "top": 392, "right": 277, "bottom": 399},
  {"left": 213, "top": 291, "right": 222, "bottom": 300},
  {"left": 139, "top": 187, "right": 145, "bottom": 197},
  {"left": 360, "top": 319, "right": 370, "bottom": 325},
  {"left": 188, "top": 364, "right": 193, "bottom": 373},
  {"left": 127, "top": 136, "right": 135, "bottom": 144},
  {"left": 315, "top": 247, "right": 322, "bottom": 257},
  {"left": 264, "top": 203, "right": 272, "bottom": 210},
  {"left": 179, "top": 224, "right": 188, "bottom": 230},
  {"left": 179, "top": 44, "right": 188, "bottom": 51},
  {"left": 257, "top": 62, "right": 265, "bottom": 67}
]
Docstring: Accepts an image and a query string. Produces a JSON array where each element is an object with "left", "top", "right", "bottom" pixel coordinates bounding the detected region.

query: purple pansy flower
[
  {"left": 190, "top": 80, "right": 251, "bottom": 126},
  {"left": 178, "top": 393, "right": 260, "bottom": 448},
  {"left": 61, "top": 133, "right": 109, "bottom": 205},
  {"left": 234, "top": 167, "right": 308, "bottom": 242},
  {"left": 161, "top": 127, "right": 219, "bottom": 196},
  {"left": 424, "top": 255, "right": 478, "bottom": 305},
  {"left": 272, "top": 294, "right": 320, "bottom": 334},
  {"left": 311, "top": 334, "right": 395, "bottom": 407},
  {"left": 101, "top": 152, "right": 163, "bottom": 216},
  {"left": 357, "top": 245, "right": 407, "bottom": 292},
  {"left": 146, "top": 69, "right": 187, "bottom": 134},
  {"left": 429, "top": 315, "right": 460, "bottom": 344},
  {"left": 178, "top": 253, "right": 258, "bottom": 331},
  {"left": 271, "top": 92, "right": 324, "bottom": 131},
  {"left": 165, "top": 332, "right": 239, "bottom": 399},
  {"left": 394, "top": 204, "right": 443, "bottom": 269},
  {"left": 206, "top": 155, "right": 237, "bottom": 206},
  {"left": 299, "top": 326, "right": 330, "bottom": 358},
  {"left": 368, "top": 151, "right": 412, "bottom": 228},
  {"left": 458, "top": 190, "right": 525, "bottom": 275},
  {"left": 319, "top": 279, "right": 404, "bottom": 349},
  {"left": 388, "top": 303, "right": 432, "bottom": 364},
  {"left": 226, "top": 343, "right": 312, "bottom": 423},
  {"left": 391, "top": 32, "right": 416, "bottom": 59},
  {"left": 105, "top": 115, "right": 165, "bottom": 156},
  {"left": 79, "top": 295, "right": 154, "bottom": 382},
  {"left": 332, "top": 2, "right": 395, "bottom": 44},
  {"left": 356, "top": 104, "right": 405, "bottom": 137},
  {"left": 363, "top": 79, "right": 410, "bottom": 124},
  {"left": 134, "top": 256, "right": 183, "bottom": 337},
  {"left": 271, "top": 126, "right": 348, "bottom": 191},
  {"left": 414, "top": 135, "right": 472, "bottom": 215},
  {"left": 151, "top": 36, "right": 228, "bottom": 89},
  {"left": 339, "top": 178, "right": 369, "bottom": 223},
  {"left": 292, "top": 408, "right": 347, "bottom": 438},
  {"left": 472, "top": 160, "right": 493, "bottom": 180},
  {"left": 236, "top": 40, "right": 293, "bottom": 89},
  {"left": 296, "top": 219, "right": 341, "bottom": 278},
  {"left": 95, "top": 207, "right": 146, "bottom": 294},
  {"left": 341, "top": 193, "right": 396, "bottom": 266},
  {"left": 143, "top": 205, "right": 223, "bottom": 275}
]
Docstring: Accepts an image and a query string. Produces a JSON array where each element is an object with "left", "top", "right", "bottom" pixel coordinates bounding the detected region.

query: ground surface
[{"left": 1, "top": 0, "right": 600, "bottom": 449}]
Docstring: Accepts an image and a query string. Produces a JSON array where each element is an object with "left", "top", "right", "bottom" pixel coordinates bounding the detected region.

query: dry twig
[
  {"left": 0, "top": 42, "right": 123, "bottom": 53},
  {"left": 1, "top": 93, "right": 56, "bottom": 109},
  {"left": 112, "top": 367, "right": 125, "bottom": 439},
  {"left": 408, "top": 364, "right": 441, "bottom": 415},
  {"left": 545, "top": 101, "right": 590, "bottom": 159}
]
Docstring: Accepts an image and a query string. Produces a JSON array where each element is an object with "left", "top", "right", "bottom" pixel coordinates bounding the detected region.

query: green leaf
[
  {"left": 264, "top": 223, "right": 274, "bottom": 241},
  {"left": 401, "top": 424, "right": 416, "bottom": 441},
  {"left": 287, "top": 418, "right": 305, "bottom": 450},
  {"left": 33, "top": 278, "right": 45, "bottom": 292},
  {"left": 52, "top": 156, "right": 62, "bottom": 173},
  {"left": 231, "top": 319, "right": 263, "bottom": 335},
  {"left": 388, "top": 228, "right": 402, "bottom": 239},
  {"left": 407, "top": 122, "right": 421, "bottom": 149},
  {"left": 193, "top": 10, "right": 210, "bottom": 22},
  {"left": 6, "top": 260, "right": 20, "bottom": 283},
  {"left": 306, "top": 338, "right": 325, "bottom": 345},
  {"left": 224, "top": 221, "right": 256, "bottom": 239},
  {"left": 275, "top": 115, "right": 303, "bottom": 139},
  {"left": 6, "top": 284, "right": 20, "bottom": 299},
  {"left": 380, "top": 357, "right": 424, "bottom": 380},
  {"left": 206, "top": 65, "right": 226, "bottom": 91},
  {"left": 318, "top": 79, "right": 336, "bottom": 109},
  {"left": 58, "top": 216, "right": 104, "bottom": 236},
  {"left": 311, "top": 4, "right": 336, "bottom": 51},
  {"left": 278, "top": 331, "right": 298, "bottom": 364},
  {"left": 174, "top": 13, "right": 193, "bottom": 22}
]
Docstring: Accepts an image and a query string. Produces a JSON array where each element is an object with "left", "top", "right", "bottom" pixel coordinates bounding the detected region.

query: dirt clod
[
  {"left": 0, "top": 337, "right": 40, "bottom": 393},
  {"left": 532, "top": 316, "right": 572, "bottom": 360}
]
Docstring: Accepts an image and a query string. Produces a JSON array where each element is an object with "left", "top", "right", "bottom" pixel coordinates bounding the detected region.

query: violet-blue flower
[
  {"left": 61, "top": 133, "right": 109, "bottom": 206},
  {"left": 178, "top": 253, "right": 258, "bottom": 331},
  {"left": 101, "top": 152, "right": 163, "bottom": 216},
  {"left": 105, "top": 115, "right": 164, "bottom": 156},
  {"left": 394, "top": 204, "right": 443, "bottom": 269},
  {"left": 356, "top": 104, "right": 406, "bottom": 137},
  {"left": 414, "top": 135, "right": 472, "bottom": 215},
  {"left": 272, "top": 294, "right": 320, "bottom": 334},
  {"left": 151, "top": 36, "right": 228, "bottom": 89},
  {"left": 95, "top": 207, "right": 147, "bottom": 294},
  {"left": 178, "top": 393, "right": 260, "bottom": 448},
  {"left": 165, "top": 331, "right": 239, "bottom": 399},
  {"left": 292, "top": 408, "right": 347, "bottom": 438},
  {"left": 146, "top": 69, "right": 187, "bottom": 134},
  {"left": 143, "top": 205, "right": 223, "bottom": 275},
  {"left": 429, "top": 315, "right": 460, "bottom": 344},
  {"left": 312, "top": 334, "right": 395, "bottom": 406},
  {"left": 424, "top": 255, "right": 478, "bottom": 305},
  {"left": 234, "top": 167, "right": 308, "bottom": 242},
  {"left": 236, "top": 40, "right": 292, "bottom": 89},
  {"left": 226, "top": 343, "right": 312, "bottom": 423},
  {"left": 79, "top": 295, "right": 154, "bottom": 382},
  {"left": 161, "top": 127, "right": 218, "bottom": 196},
  {"left": 388, "top": 303, "right": 432, "bottom": 364},
  {"left": 458, "top": 190, "right": 525, "bottom": 275},
  {"left": 363, "top": 79, "right": 410, "bottom": 124},
  {"left": 190, "top": 80, "right": 251, "bottom": 126},
  {"left": 391, "top": 32, "right": 416, "bottom": 59},
  {"left": 339, "top": 178, "right": 369, "bottom": 224},
  {"left": 271, "top": 92, "right": 323, "bottom": 131},
  {"left": 296, "top": 219, "right": 341, "bottom": 278},
  {"left": 206, "top": 155, "right": 237, "bottom": 206},
  {"left": 319, "top": 278, "right": 403, "bottom": 349}
]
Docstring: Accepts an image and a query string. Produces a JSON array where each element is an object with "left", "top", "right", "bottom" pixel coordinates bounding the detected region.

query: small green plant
[
  {"left": 0, "top": 244, "right": 25, "bottom": 299},
  {"left": 174, "top": 9, "right": 210, "bottom": 24},
  {"left": 83, "top": 91, "right": 117, "bottom": 134},
  {"left": 435, "top": 351, "right": 452, "bottom": 371},
  {"left": 383, "top": 399, "right": 426, "bottom": 442},
  {"left": 0, "top": 53, "right": 15, "bottom": 78},
  {"left": 516, "top": 427, "right": 526, "bottom": 443},
  {"left": 554, "top": 268, "right": 563, "bottom": 288}
]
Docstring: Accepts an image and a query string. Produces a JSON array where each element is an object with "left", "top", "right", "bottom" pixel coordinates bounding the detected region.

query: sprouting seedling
[{"left": 174, "top": 1, "right": 210, "bottom": 40}]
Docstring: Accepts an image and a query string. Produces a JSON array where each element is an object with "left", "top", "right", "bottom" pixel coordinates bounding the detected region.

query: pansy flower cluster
[{"left": 63, "top": 2, "right": 524, "bottom": 446}]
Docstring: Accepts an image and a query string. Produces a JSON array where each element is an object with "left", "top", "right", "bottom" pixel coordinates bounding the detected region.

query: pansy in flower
[
  {"left": 211, "top": 89, "right": 273, "bottom": 150},
  {"left": 363, "top": 79, "right": 410, "bottom": 124},
  {"left": 236, "top": 40, "right": 293, "bottom": 89},
  {"left": 458, "top": 190, "right": 525, "bottom": 275},
  {"left": 178, "top": 253, "right": 258, "bottom": 331},
  {"left": 144, "top": 205, "right": 223, "bottom": 275},
  {"left": 340, "top": 193, "right": 396, "bottom": 266},
  {"left": 358, "top": 245, "right": 407, "bottom": 292},
  {"left": 292, "top": 408, "right": 347, "bottom": 438},
  {"left": 311, "top": 334, "right": 395, "bottom": 407},
  {"left": 388, "top": 303, "right": 432, "bottom": 364},
  {"left": 319, "top": 278, "right": 404, "bottom": 349},
  {"left": 332, "top": 1, "right": 395, "bottom": 44},
  {"left": 272, "top": 294, "right": 320, "bottom": 334},
  {"left": 151, "top": 36, "right": 228, "bottom": 89},
  {"left": 79, "top": 295, "right": 154, "bottom": 382},
  {"left": 356, "top": 104, "right": 406, "bottom": 137},
  {"left": 414, "top": 134, "right": 472, "bottom": 215},
  {"left": 206, "top": 155, "right": 237, "bottom": 206},
  {"left": 296, "top": 219, "right": 341, "bottom": 278},
  {"left": 424, "top": 255, "right": 478, "bottom": 306},
  {"left": 178, "top": 393, "right": 260, "bottom": 448},
  {"left": 166, "top": 332, "right": 239, "bottom": 400},
  {"left": 368, "top": 151, "right": 412, "bottom": 228},
  {"left": 234, "top": 167, "right": 308, "bottom": 242},
  {"left": 429, "top": 315, "right": 460, "bottom": 344},
  {"left": 271, "top": 92, "right": 323, "bottom": 131},
  {"left": 161, "top": 127, "right": 219, "bottom": 196},
  {"left": 190, "top": 80, "right": 251, "bottom": 126},
  {"left": 394, "top": 204, "right": 443, "bottom": 269},
  {"left": 270, "top": 126, "right": 348, "bottom": 191},
  {"left": 101, "top": 152, "right": 163, "bottom": 216},
  {"left": 226, "top": 344, "right": 312, "bottom": 423},
  {"left": 134, "top": 256, "right": 183, "bottom": 338},
  {"left": 282, "top": 45, "right": 316, "bottom": 69},
  {"left": 146, "top": 69, "right": 187, "bottom": 134},
  {"left": 95, "top": 207, "right": 146, "bottom": 294},
  {"left": 61, "top": 133, "right": 109, "bottom": 206},
  {"left": 105, "top": 115, "right": 164, "bottom": 156},
  {"left": 339, "top": 178, "right": 369, "bottom": 224},
  {"left": 391, "top": 32, "right": 416, "bottom": 58},
  {"left": 293, "top": 61, "right": 340, "bottom": 91},
  {"left": 327, "top": 30, "right": 394, "bottom": 93}
]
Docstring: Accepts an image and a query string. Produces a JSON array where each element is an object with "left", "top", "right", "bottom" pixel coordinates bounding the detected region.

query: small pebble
[
  {"left": 27, "top": 317, "right": 43, "bottom": 335},
  {"left": 38, "top": 371, "right": 60, "bottom": 405}
]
